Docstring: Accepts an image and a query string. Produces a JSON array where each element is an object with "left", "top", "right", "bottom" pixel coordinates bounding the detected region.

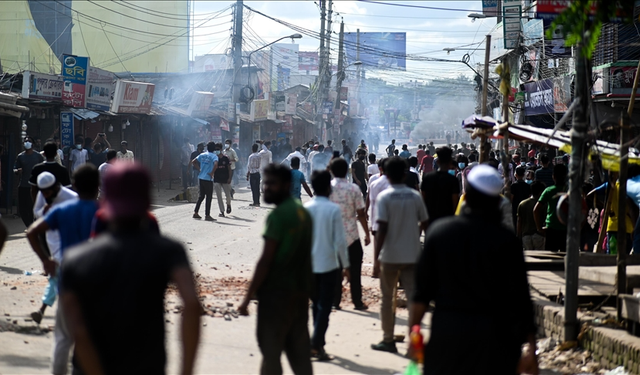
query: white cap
[
  {"left": 37, "top": 172, "right": 56, "bottom": 190},
  {"left": 467, "top": 165, "right": 503, "bottom": 197}
]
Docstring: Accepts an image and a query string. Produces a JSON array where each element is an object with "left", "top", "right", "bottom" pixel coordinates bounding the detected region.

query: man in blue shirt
[
  {"left": 26, "top": 164, "right": 100, "bottom": 375},
  {"left": 304, "top": 170, "right": 349, "bottom": 361},
  {"left": 192, "top": 141, "right": 218, "bottom": 221},
  {"left": 290, "top": 157, "right": 313, "bottom": 200}
]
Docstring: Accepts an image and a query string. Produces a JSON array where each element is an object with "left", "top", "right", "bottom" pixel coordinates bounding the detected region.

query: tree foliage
[{"left": 549, "top": 0, "right": 636, "bottom": 58}]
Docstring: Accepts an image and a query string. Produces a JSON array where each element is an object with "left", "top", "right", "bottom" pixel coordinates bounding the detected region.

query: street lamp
[
  {"left": 244, "top": 33, "right": 303, "bottom": 101},
  {"left": 468, "top": 13, "right": 487, "bottom": 22},
  {"left": 443, "top": 47, "right": 485, "bottom": 55}
]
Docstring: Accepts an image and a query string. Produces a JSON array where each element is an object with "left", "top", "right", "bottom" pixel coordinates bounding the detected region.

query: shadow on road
[
  {"left": 0, "top": 265, "right": 23, "bottom": 275},
  {"left": 326, "top": 355, "right": 398, "bottom": 375},
  {"left": 0, "top": 354, "right": 50, "bottom": 368}
]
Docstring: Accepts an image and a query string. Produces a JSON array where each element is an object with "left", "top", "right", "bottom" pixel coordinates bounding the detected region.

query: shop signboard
[
  {"left": 22, "top": 71, "right": 63, "bottom": 101},
  {"left": 110, "top": 80, "right": 155, "bottom": 114},
  {"left": 251, "top": 99, "right": 269, "bottom": 121},
  {"left": 59, "top": 111, "right": 74, "bottom": 147},
  {"left": 523, "top": 79, "right": 554, "bottom": 116},
  {"left": 285, "top": 93, "right": 297, "bottom": 115},
  {"left": 186, "top": 91, "right": 214, "bottom": 117},
  {"left": 482, "top": 0, "right": 498, "bottom": 17},
  {"left": 62, "top": 54, "right": 89, "bottom": 107},
  {"left": 86, "top": 67, "right": 116, "bottom": 111}
]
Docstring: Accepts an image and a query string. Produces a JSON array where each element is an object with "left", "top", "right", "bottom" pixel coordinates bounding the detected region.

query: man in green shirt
[
  {"left": 239, "top": 164, "right": 313, "bottom": 375},
  {"left": 534, "top": 164, "right": 568, "bottom": 252}
]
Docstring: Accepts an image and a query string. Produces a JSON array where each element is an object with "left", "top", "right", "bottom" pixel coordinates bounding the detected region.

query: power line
[
  {"left": 356, "top": 0, "right": 481, "bottom": 13},
  {"left": 114, "top": 0, "right": 228, "bottom": 22}
]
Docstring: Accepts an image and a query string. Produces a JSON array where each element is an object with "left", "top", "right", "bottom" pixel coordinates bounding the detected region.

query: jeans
[
  {"left": 257, "top": 290, "right": 312, "bottom": 375},
  {"left": 311, "top": 269, "right": 340, "bottom": 351},
  {"left": 522, "top": 233, "right": 545, "bottom": 250},
  {"left": 214, "top": 182, "right": 232, "bottom": 214},
  {"left": 379, "top": 262, "right": 416, "bottom": 343},
  {"left": 249, "top": 173, "right": 261, "bottom": 205},
  {"left": 333, "top": 240, "right": 365, "bottom": 308},
  {"left": 19, "top": 187, "right": 34, "bottom": 227},
  {"left": 181, "top": 164, "right": 190, "bottom": 189},
  {"left": 195, "top": 179, "right": 213, "bottom": 216}
]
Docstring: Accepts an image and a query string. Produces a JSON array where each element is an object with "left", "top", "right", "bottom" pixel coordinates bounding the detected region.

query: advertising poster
[
  {"left": 524, "top": 79, "right": 554, "bottom": 116},
  {"left": 111, "top": 80, "right": 155, "bottom": 114},
  {"left": 251, "top": 99, "right": 269, "bottom": 121},
  {"left": 62, "top": 54, "right": 89, "bottom": 107},
  {"left": 344, "top": 32, "right": 406, "bottom": 70},
  {"left": 22, "top": 71, "right": 63, "bottom": 101},
  {"left": 285, "top": 93, "right": 297, "bottom": 115},
  {"left": 86, "top": 67, "right": 116, "bottom": 111}
]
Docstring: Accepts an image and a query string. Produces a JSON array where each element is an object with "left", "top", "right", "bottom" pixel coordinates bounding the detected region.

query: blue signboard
[
  {"left": 62, "top": 54, "right": 89, "bottom": 107},
  {"left": 482, "top": 0, "right": 498, "bottom": 16},
  {"left": 523, "top": 79, "right": 554, "bottom": 116},
  {"left": 344, "top": 32, "right": 406, "bottom": 70},
  {"left": 59, "top": 111, "right": 74, "bottom": 147}
]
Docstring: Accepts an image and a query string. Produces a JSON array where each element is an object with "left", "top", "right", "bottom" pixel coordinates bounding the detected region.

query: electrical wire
[{"left": 356, "top": 0, "right": 482, "bottom": 13}]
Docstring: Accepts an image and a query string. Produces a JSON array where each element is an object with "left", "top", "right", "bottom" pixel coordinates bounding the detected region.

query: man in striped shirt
[{"left": 247, "top": 144, "right": 263, "bottom": 206}]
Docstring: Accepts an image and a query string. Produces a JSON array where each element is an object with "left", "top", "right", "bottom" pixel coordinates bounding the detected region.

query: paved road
[{"left": 0, "top": 180, "right": 415, "bottom": 374}]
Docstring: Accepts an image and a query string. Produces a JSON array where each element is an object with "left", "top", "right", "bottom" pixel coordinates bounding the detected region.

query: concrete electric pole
[{"left": 232, "top": 0, "right": 244, "bottom": 108}]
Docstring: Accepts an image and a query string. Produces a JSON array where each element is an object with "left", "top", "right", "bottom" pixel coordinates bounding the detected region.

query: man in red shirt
[
  {"left": 419, "top": 150, "right": 434, "bottom": 175},
  {"left": 416, "top": 145, "right": 426, "bottom": 166}
]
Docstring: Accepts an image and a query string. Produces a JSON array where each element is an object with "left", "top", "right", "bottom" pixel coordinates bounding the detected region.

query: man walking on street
[
  {"left": 290, "top": 157, "right": 313, "bottom": 200},
  {"left": 223, "top": 139, "right": 239, "bottom": 198},
  {"left": 192, "top": 141, "right": 218, "bottom": 221},
  {"left": 385, "top": 139, "right": 396, "bottom": 158},
  {"left": 372, "top": 157, "right": 428, "bottom": 353},
  {"left": 409, "top": 165, "right": 538, "bottom": 374},
  {"left": 352, "top": 149, "right": 368, "bottom": 198},
  {"left": 329, "top": 158, "right": 371, "bottom": 310},
  {"left": 214, "top": 143, "right": 232, "bottom": 217},
  {"left": 239, "top": 164, "right": 313, "bottom": 375},
  {"left": 518, "top": 181, "right": 546, "bottom": 250},
  {"left": 181, "top": 137, "right": 195, "bottom": 190},
  {"left": 534, "top": 164, "right": 568, "bottom": 252},
  {"left": 421, "top": 146, "right": 459, "bottom": 225},
  {"left": 60, "top": 162, "right": 201, "bottom": 375},
  {"left": 98, "top": 150, "right": 117, "bottom": 196},
  {"left": 69, "top": 135, "right": 89, "bottom": 173},
  {"left": 304, "top": 170, "right": 350, "bottom": 361},
  {"left": 30, "top": 141, "right": 72, "bottom": 203},
  {"left": 247, "top": 144, "right": 262, "bottom": 207},
  {"left": 14, "top": 135, "right": 44, "bottom": 227},
  {"left": 26, "top": 164, "right": 100, "bottom": 375}
]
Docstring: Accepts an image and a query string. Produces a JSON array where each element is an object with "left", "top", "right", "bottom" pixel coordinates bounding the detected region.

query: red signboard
[{"left": 298, "top": 51, "right": 319, "bottom": 72}]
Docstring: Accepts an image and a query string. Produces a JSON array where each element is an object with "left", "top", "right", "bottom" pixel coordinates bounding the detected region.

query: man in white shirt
[
  {"left": 181, "top": 137, "right": 195, "bottom": 190},
  {"left": 117, "top": 140, "right": 135, "bottom": 163},
  {"left": 367, "top": 159, "right": 390, "bottom": 260},
  {"left": 223, "top": 139, "right": 239, "bottom": 197},
  {"left": 367, "top": 154, "right": 379, "bottom": 179},
  {"left": 282, "top": 147, "right": 307, "bottom": 168},
  {"left": 372, "top": 157, "right": 429, "bottom": 354},
  {"left": 98, "top": 150, "right": 118, "bottom": 196},
  {"left": 303, "top": 170, "right": 350, "bottom": 361},
  {"left": 69, "top": 135, "right": 89, "bottom": 172},
  {"left": 29, "top": 172, "right": 78, "bottom": 373}
]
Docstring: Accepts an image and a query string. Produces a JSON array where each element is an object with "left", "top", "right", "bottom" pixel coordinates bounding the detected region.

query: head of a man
[
  {"left": 513, "top": 153, "right": 521, "bottom": 164},
  {"left": 402, "top": 144, "right": 408, "bottom": 151},
  {"left": 330, "top": 158, "right": 349, "bottom": 178},
  {"left": 311, "top": 170, "right": 332, "bottom": 197},
  {"left": 206, "top": 141, "right": 216, "bottom": 153},
  {"left": 465, "top": 164, "right": 503, "bottom": 213},
  {"left": 93, "top": 142, "right": 104, "bottom": 154},
  {"left": 37, "top": 172, "right": 60, "bottom": 203},
  {"left": 75, "top": 136, "right": 84, "bottom": 150},
  {"left": 369, "top": 153, "right": 376, "bottom": 164},
  {"left": 378, "top": 158, "right": 387, "bottom": 173},
  {"left": 103, "top": 162, "right": 151, "bottom": 222},
  {"left": 43, "top": 142, "right": 58, "bottom": 161},
  {"left": 408, "top": 156, "right": 418, "bottom": 168},
  {"left": 264, "top": 141, "right": 271, "bottom": 150},
  {"left": 252, "top": 144, "right": 259, "bottom": 153},
  {"left": 515, "top": 166, "right": 526, "bottom": 180},
  {"left": 291, "top": 157, "right": 300, "bottom": 170},
  {"left": 552, "top": 164, "right": 568, "bottom": 186},
  {"left": 539, "top": 153, "right": 550, "bottom": 166},
  {"left": 436, "top": 146, "right": 453, "bottom": 170},
  {"left": 225, "top": 139, "right": 232, "bottom": 149},
  {"left": 106, "top": 150, "right": 117, "bottom": 163},
  {"left": 197, "top": 142, "right": 205, "bottom": 152},
  {"left": 184, "top": 137, "right": 190, "bottom": 145},
  {"left": 341, "top": 139, "right": 346, "bottom": 146},
  {"left": 327, "top": 140, "right": 332, "bottom": 146},
  {"left": 263, "top": 164, "right": 292, "bottom": 205},
  {"left": 73, "top": 164, "right": 100, "bottom": 200},
  {"left": 120, "top": 141, "right": 128, "bottom": 153},
  {"left": 531, "top": 180, "right": 546, "bottom": 200},
  {"left": 385, "top": 157, "right": 408, "bottom": 184}
]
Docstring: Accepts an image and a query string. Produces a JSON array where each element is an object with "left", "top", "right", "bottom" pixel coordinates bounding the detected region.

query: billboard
[
  {"left": 192, "top": 54, "right": 231, "bottom": 73},
  {"left": 62, "top": 54, "right": 89, "bottom": 107},
  {"left": 186, "top": 91, "right": 214, "bottom": 117},
  {"left": 285, "top": 93, "right": 297, "bottom": 115},
  {"left": 270, "top": 43, "right": 299, "bottom": 91},
  {"left": 111, "top": 80, "right": 155, "bottom": 114},
  {"left": 482, "top": 0, "right": 498, "bottom": 17},
  {"left": 523, "top": 79, "right": 554, "bottom": 116},
  {"left": 250, "top": 99, "right": 269, "bottom": 121},
  {"left": 344, "top": 32, "right": 406, "bottom": 70},
  {"left": 86, "top": 67, "right": 116, "bottom": 111},
  {"left": 22, "top": 71, "right": 63, "bottom": 101},
  {"left": 298, "top": 51, "right": 319, "bottom": 73},
  {"left": 277, "top": 66, "right": 291, "bottom": 91}
]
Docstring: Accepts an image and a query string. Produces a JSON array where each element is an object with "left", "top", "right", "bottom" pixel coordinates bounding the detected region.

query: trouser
[
  {"left": 311, "top": 269, "right": 339, "bottom": 351},
  {"left": 42, "top": 275, "right": 59, "bottom": 307},
  {"left": 214, "top": 182, "right": 232, "bottom": 214},
  {"left": 52, "top": 304, "right": 73, "bottom": 375},
  {"left": 522, "top": 233, "right": 545, "bottom": 250},
  {"left": 191, "top": 169, "right": 199, "bottom": 187},
  {"left": 18, "top": 187, "right": 34, "bottom": 227},
  {"left": 333, "top": 240, "right": 364, "bottom": 307},
  {"left": 181, "top": 164, "right": 190, "bottom": 189},
  {"left": 379, "top": 262, "right": 416, "bottom": 343},
  {"left": 249, "top": 173, "right": 261, "bottom": 205},
  {"left": 195, "top": 179, "right": 213, "bottom": 216},
  {"left": 257, "top": 290, "right": 312, "bottom": 375},
  {"left": 231, "top": 168, "right": 238, "bottom": 187},
  {"left": 544, "top": 228, "right": 567, "bottom": 252}
]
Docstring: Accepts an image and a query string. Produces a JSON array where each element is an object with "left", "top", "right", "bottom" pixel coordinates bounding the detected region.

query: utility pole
[
  {"left": 316, "top": 0, "right": 327, "bottom": 141},
  {"left": 231, "top": 0, "right": 244, "bottom": 108},
  {"left": 334, "top": 21, "right": 345, "bottom": 111},
  {"left": 564, "top": 42, "right": 589, "bottom": 343},
  {"left": 479, "top": 34, "right": 491, "bottom": 163},
  {"left": 356, "top": 29, "right": 361, "bottom": 120}
]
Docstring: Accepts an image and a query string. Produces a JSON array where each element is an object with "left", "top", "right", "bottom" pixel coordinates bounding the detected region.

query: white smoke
[{"left": 412, "top": 96, "right": 475, "bottom": 140}]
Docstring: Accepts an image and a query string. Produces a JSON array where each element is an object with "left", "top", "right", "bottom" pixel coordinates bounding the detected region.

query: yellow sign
[{"left": 251, "top": 99, "right": 269, "bottom": 121}]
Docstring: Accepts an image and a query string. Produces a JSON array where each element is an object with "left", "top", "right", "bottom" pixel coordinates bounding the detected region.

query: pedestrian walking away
[
  {"left": 518, "top": 181, "right": 546, "bottom": 250},
  {"left": 290, "top": 157, "right": 313, "bottom": 200},
  {"left": 181, "top": 137, "right": 195, "bottom": 190},
  {"left": 239, "top": 164, "right": 314, "bottom": 375},
  {"left": 304, "top": 170, "right": 350, "bottom": 361},
  {"left": 247, "top": 144, "right": 263, "bottom": 206},
  {"left": 15, "top": 136, "right": 45, "bottom": 227},
  {"left": 223, "top": 139, "right": 239, "bottom": 198},
  {"left": 213, "top": 143, "right": 233, "bottom": 217},
  {"left": 329, "top": 158, "right": 371, "bottom": 311},
  {"left": 385, "top": 139, "right": 396, "bottom": 158},
  {"left": 60, "top": 162, "right": 201, "bottom": 375},
  {"left": 534, "top": 164, "right": 568, "bottom": 252},
  {"left": 421, "top": 146, "right": 460, "bottom": 226},
  {"left": 410, "top": 165, "right": 538, "bottom": 374},
  {"left": 192, "top": 141, "right": 218, "bottom": 222},
  {"left": 29, "top": 141, "right": 71, "bottom": 203},
  {"left": 372, "top": 157, "right": 428, "bottom": 354},
  {"left": 352, "top": 149, "right": 368, "bottom": 198},
  {"left": 190, "top": 143, "right": 205, "bottom": 187}
]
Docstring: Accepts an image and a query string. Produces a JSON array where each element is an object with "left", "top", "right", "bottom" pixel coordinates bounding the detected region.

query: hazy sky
[{"left": 192, "top": 1, "right": 499, "bottom": 83}]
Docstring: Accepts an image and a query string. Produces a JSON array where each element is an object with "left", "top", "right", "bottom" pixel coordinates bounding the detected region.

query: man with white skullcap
[{"left": 409, "top": 165, "right": 538, "bottom": 375}]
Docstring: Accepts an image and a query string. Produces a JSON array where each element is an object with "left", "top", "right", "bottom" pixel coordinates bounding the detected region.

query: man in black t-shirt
[
  {"left": 29, "top": 142, "right": 71, "bottom": 202},
  {"left": 510, "top": 166, "right": 531, "bottom": 228},
  {"left": 60, "top": 162, "right": 200, "bottom": 375},
  {"left": 189, "top": 143, "right": 204, "bottom": 187},
  {"left": 421, "top": 146, "right": 460, "bottom": 225},
  {"left": 405, "top": 156, "right": 420, "bottom": 190},
  {"left": 352, "top": 149, "right": 368, "bottom": 198},
  {"left": 213, "top": 143, "right": 232, "bottom": 217}
]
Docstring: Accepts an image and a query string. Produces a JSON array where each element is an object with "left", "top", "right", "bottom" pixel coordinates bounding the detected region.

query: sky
[{"left": 191, "top": 1, "right": 500, "bottom": 84}]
